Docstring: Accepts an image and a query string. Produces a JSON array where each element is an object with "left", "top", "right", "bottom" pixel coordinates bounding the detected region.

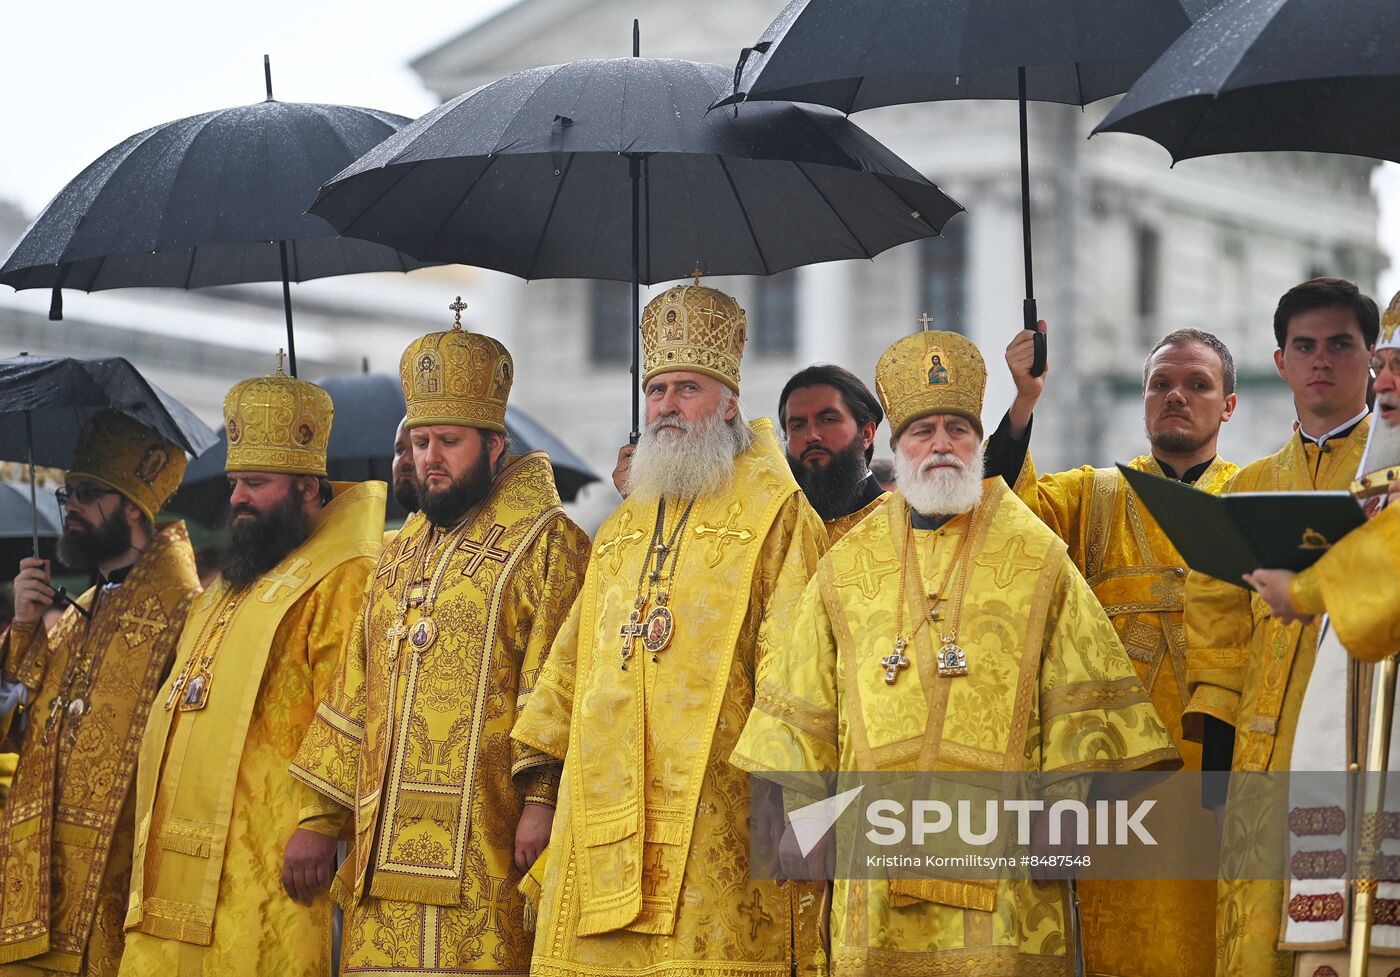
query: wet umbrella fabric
[
  {"left": 1094, "top": 0, "right": 1400, "bottom": 163},
  {"left": 729, "top": 0, "right": 1218, "bottom": 373},
  {"left": 310, "top": 58, "right": 963, "bottom": 283},
  {"left": 168, "top": 373, "right": 601, "bottom": 527},
  {"left": 0, "top": 87, "right": 436, "bottom": 376}
]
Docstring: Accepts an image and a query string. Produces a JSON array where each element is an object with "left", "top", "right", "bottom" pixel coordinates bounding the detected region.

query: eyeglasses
[
  {"left": 55, "top": 484, "right": 120, "bottom": 509},
  {"left": 1371, "top": 351, "right": 1400, "bottom": 378}
]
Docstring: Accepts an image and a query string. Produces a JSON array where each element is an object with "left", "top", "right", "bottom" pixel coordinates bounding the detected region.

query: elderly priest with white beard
[
  {"left": 731, "top": 327, "right": 1180, "bottom": 977},
  {"left": 511, "top": 280, "right": 830, "bottom": 977}
]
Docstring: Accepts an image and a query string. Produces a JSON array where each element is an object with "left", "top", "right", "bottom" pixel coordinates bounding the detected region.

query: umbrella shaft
[
  {"left": 630, "top": 156, "right": 641, "bottom": 444},
  {"left": 279, "top": 241, "right": 299, "bottom": 378},
  {"left": 1018, "top": 67, "right": 1034, "bottom": 305},
  {"left": 24, "top": 411, "right": 38, "bottom": 558}
]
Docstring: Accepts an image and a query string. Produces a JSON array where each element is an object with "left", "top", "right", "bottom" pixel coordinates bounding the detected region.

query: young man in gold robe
[
  {"left": 512, "top": 281, "right": 829, "bottom": 976},
  {"left": 0, "top": 412, "right": 199, "bottom": 976},
  {"left": 118, "top": 360, "right": 384, "bottom": 977},
  {"left": 290, "top": 308, "right": 589, "bottom": 974},
  {"left": 731, "top": 327, "right": 1180, "bottom": 977},
  {"left": 986, "top": 324, "right": 1240, "bottom": 977},
  {"left": 1183, "top": 276, "right": 1378, "bottom": 977}
]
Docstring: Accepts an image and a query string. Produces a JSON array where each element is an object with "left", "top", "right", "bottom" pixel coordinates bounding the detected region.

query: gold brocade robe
[
  {"left": 289, "top": 453, "right": 589, "bottom": 975},
  {"left": 1289, "top": 501, "right": 1400, "bottom": 662},
  {"left": 1182, "top": 421, "right": 1371, "bottom": 977},
  {"left": 731, "top": 481, "right": 1181, "bottom": 977},
  {"left": 1013, "top": 453, "right": 1238, "bottom": 977},
  {"left": 511, "top": 418, "right": 830, "bottom": 977},
  {"left": 118, "top": 482, "right": 383, "bottom": 977},
  {"left": 0, "top": 524, "right": 199, "bottom": 976},
  {"left": 825, "top": 492, "right": 888, "bottom": 545}
]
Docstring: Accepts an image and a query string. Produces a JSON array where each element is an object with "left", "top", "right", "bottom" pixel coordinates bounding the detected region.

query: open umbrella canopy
[
  {"left": 0, "top": 99, "right": 432, "bottom": 292},
  {"left": 729, "top": 0, "right": 1219, "bottom": 112},
  {"left": 168, "top": 373, "right": 601, "bottom": 527},
  {"left": 310, "top": 57, "right": 964, "bottom": 283},
  {"left": 1094, "top": 0, "right": 1400, "bottom": 163},
  {"left": 0, "top": 354, "right": 219, "bottom": 466}
]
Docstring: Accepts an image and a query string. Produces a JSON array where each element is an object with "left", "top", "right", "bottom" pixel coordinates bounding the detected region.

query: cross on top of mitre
[
  {"left": 916, "top": 313, "right": 934, "bottom": 331},
  {"left": 449, "top": 296, "right": 468, "bottom": 331},
  {"left": 690, "top": 262, "right": 704, "bottom": 285}
]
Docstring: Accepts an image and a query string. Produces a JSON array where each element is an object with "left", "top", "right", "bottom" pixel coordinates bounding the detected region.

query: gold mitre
[
  {"left": 1380, "top": 289, "right": 1400, "bottom": 350},
  {"left": 641, "top": 275, "right": 748, "bottom": 392},
  {"left": 400, "top": 296, "right": 512, "bottom": 434},
  {"left": 68, "top": 409, "right": 186, "bottom": 522},
  {"left": 875, "top": 322, "right": 987, "bottom": 437},
  {"left": 224, "top": 352, "right": 332, "bottom": 477}
]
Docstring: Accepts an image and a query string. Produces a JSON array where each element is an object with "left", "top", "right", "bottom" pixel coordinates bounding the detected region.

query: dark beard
[
  {"left": 222, "top": 488, "right": 315, "bottom": 591},
  {"left": 393, "top": 477, "right": 420, "bottom": 513},
  {"left": 789, "top": 440, "right": 868, "bottom": 521},
  {"left": 1149, "top": 424, "right": 1210, "bottom": 456},
  {"left": 57, "top": 511, "right": 132, "bottom": 569},
  {"left": 417, "top": 452, "right": 494, "bottom": 527}
]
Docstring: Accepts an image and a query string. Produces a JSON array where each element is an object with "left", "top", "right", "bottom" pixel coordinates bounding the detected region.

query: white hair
[
  {"left": 893, "top": 439, "right": 986, "bottom": 517},
  {"left": 626, "top": 389, "right": 751, "bottom": 501}
]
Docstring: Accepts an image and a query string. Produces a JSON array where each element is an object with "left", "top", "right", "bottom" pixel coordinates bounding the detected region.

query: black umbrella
[
  {"left": 0, "top": 478, "right": 66, "bottom": 585},
  {"left": 168, "top": 372, "right": 602, "bottom": 527},
  {"left": 0, "top": 58, "right": 435, "bottom": 377},
  {"left": 1094, "top": 0, "right": 1400, "bottom": 162},
  {"left": 0, "top": 353, "right": 218, "bottom": 614},
  {"left": 727, "top": 0, "right": 1220, "bottom": 376},
  {"left": 310, "top": 46, "right": 964, "bottom": 439}
]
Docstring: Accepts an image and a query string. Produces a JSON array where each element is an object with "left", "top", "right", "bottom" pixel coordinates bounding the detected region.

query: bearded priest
[
  {"left": 119, "top": 357, "right": 384, "bottom": 977},
  {"left": 731, "top": 328, "right": 1180, "bottom": 977},
  {"left": 511, "top": 281, "right": 829, "bottom": 976},
  {"left": 290, "top": 303, "right": 589, "bottom": 975}
]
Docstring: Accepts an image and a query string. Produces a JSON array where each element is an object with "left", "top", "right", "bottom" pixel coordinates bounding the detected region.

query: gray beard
[
  {"left": 625, "top": 407, "right": 743, "bottom": 502},
  {"left": 1363, "top": 408, "right": 1400, "bottom": 470},
  {"left": 893, "top": 441, "right": 986, "bottom": 517}
]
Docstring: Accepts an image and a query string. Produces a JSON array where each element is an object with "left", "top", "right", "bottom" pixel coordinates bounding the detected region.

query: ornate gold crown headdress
[
  {"left": 400, "top": 296, "right": 513, "bottom": 434},
  {"left": 224, "top": 350, "right": 333, "bottom": 476},
  {"left": 641, "top": 269, "right": 748, "bottom": 392},
  {"left": 875, "top": 317, "right": 987, "bottom": 437},
  {"left": 68, "top": 410, "right": 186, "bottom": 522}
]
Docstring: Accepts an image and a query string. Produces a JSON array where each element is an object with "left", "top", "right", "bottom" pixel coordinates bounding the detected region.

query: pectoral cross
[
  {"left": 881, "top": 639, "right": 910, "bottom": 685},
  {"left": 619, "top": 607, "right": 646, "bottom": 668},
  {"left": 459, "top": 524, "right": 510, "bottom": 576}
]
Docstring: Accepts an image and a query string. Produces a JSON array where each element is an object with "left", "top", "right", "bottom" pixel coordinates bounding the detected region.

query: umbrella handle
[{"left": 1025, "top": 298, "right": 1047, "bottom": 377}]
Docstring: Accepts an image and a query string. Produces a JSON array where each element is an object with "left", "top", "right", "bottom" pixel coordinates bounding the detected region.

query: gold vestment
[
  {"left": 0, "top": 524, "right": 199, "bottom": 976},
  {"left": 1290, "top": 500, "right": 1400, "bottom": 661},
  {"left": 118, "top": 482, "right": 383, "bottom": 977},
  {"left": 825, "top": 492, "right": 888, "bottom": 545},
  {"left": 1183, "top": 422, "right": 1370, "bottom": 977},
  {"left": 1013, "top": 453, "right": 1238, "bottom": 977},
  {"left": 732, "top": 482, "right": 1181, "bottom": 976},
  {"left": 290, "top": 453, "right": 589, "bottom": 974},
  {"left": 512, "top": 419, "right": 830, "bottom": 976}
]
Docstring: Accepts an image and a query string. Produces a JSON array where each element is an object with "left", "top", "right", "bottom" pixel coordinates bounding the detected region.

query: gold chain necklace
[
  {"left": 166, "top": 583, "right": 244, "bottom": 712},
  {"left": 882, "top": 507, "right": 977, "bottom": 684},
  {"left": 618, "top": 495, "right": 695, "bottom": 669},
  {"left": 388, "top": 515, "right": 476, "bottom": 666},
  {"left": 43, "top": 587, "right": 107, "bottom": 743}
]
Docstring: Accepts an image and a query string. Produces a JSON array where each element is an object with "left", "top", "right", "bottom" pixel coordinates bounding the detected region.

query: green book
[{"left": 1117, "top": 464, "right": 1366, "bottom": 588}]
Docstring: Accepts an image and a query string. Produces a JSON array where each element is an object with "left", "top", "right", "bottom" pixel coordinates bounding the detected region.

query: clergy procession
[{"left": 1, "top": 1, "right": 1399, "bottom": 976}]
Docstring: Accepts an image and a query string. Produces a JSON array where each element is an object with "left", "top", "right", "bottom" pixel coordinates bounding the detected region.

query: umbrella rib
[
  {"left": 714, "top": 155, "right": 771, "bottom": 275},
  {"left": 420, "top": 156, "right": 501, "bottom": 261},
  {"left": 524, "top": 153, "right": 577, "bottom": 280},
  {"left": 791, "top": 161, "right": 873, "bottom": 258}
]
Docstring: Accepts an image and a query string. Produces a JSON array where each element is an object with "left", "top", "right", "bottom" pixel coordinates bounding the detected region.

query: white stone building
[{"left": 412, "top": 0, "right": 1385, "bottom": 527}]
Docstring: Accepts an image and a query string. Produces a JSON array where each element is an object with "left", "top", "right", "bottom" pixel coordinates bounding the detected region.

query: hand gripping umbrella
[
  {"left": 1094, "top": 0, "right": 1400, "bottom": 163},
  {"left": 309, "top": 35, "right": 963, "bottom": 441},
  {"left": 0, "top": 58, "right": 436, "bottom": 378},
  {"left": 725, "top": 0, "right": 1222, "bottom": 377}
]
